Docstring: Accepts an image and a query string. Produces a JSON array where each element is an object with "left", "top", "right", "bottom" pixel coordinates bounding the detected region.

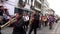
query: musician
[
  {"left": 0, "top": 6, "right": 3, "bottom": 34},
  {"left": 41, "top": 15, "right": 48, "bottom": 26},
  {"left": 39, "top": 16, "right": 42, "bottom": 29},
  {"left": 3, "top": 8, "right": 11, "bottom": 21},
  {"left": 44, "top": 15, "right": 48, "bottom": 26},
  {"left": 0, "top": 6, "right": 11, "bottom": 23},
  {"left": 54, "top": 16, "right": 58, "bottom": 23},
  {"left": 28, "top": 11, "right": 39, "bottom": 34},
  {"left": 0, "top": 17, "right": 2, "bottom": 34},
  {"left": 23, "top": 12, "right": 29, "bottom": 31},
  {"left": 48, "top": 15, "right": 55, "bottom": 29},
  {"left": 12, "top": 8, "right": 26, "bottom": 34},
  {"left": 0, "top": 6, "right": 3, "bottom": 16}
]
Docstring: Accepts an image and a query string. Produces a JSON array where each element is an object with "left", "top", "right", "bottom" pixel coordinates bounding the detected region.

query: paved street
[
  {"left": 1, "top": 21, "right": 60, "bottom": 34},
  {"left": 0, "top": 0, "right": 60, "bottom": 34}
]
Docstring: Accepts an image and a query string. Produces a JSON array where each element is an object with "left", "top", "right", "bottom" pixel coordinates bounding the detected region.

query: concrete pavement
[
  {"left": 1, "top": 21, "right": 60, "bottom": 34},
  {"left": 53, "top": 21, "right": 60, "bottom": 34}
]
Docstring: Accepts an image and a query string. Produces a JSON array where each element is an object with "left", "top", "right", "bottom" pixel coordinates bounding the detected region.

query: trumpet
[
  {"left": 0, "top": 18, "right": 16, "bottom": 29},
  {"left": 29, "top": 16, "right": 34, "bottom": 25}
]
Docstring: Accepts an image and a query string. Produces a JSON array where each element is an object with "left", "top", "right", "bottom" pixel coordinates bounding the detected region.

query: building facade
[
  {"left": 16, "top": 0, "right": 42, "bottom": 13},
  {"left": 41, "top": 0, "right": 49, "bottom": 15},
  {"left": 47, "top": 9, "right": 55, "bottom": 15},
  {"left": 0, "top": 0, "right": 52, "bottom": 15}
]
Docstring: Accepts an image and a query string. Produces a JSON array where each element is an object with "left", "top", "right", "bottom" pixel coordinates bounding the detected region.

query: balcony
[
  {"left": 36, "top": 0, "right": 42, "bottom": 4},
  {"left": 34, "top": 1, "right": 41, "bottom": 9},
  {"left": 35, "top": 7, "right": 41, "bottom": 11}
]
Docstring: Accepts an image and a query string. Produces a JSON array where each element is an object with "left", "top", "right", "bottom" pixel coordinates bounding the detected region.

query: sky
[{"left": 47, "top": 0, "right": 60, "bottom": 16}]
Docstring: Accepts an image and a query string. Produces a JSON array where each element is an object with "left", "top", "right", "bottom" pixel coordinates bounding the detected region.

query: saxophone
[{"left": 0, "top": 18, "right": 16, "bottom": 29}]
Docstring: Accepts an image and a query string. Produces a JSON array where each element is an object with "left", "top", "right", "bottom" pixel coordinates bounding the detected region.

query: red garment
[
  {"left": 30, "top": 15, "right": 34, "bottom": 24},
  {"left": 13, "top": 18, "right": 19, "bottom": 29},
  {"left": 41, "top": 16, "right": 47, "bottom": 21}
]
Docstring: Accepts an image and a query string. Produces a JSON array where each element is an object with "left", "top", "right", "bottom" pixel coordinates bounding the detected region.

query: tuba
[
  {"left": 0, "top": 18, "right": 16, "bottom": 29},
  {"left": 42, "top": 17, "right": 47, "bottom": 21}
]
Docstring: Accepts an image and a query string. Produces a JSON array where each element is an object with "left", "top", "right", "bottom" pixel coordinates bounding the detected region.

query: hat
[
  {"left": 14, "top": 7, "right": 24, "bottom": 14},
  {"left": 0, "top": 6, "right": 3, "bottom": 9},
  {"left": 4, "top": 8, "right": 8, "bottom": 11}
]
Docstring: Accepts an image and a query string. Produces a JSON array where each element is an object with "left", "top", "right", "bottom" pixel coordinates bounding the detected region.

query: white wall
[
  {"left": 3, "top": 0, "right": 31, "bottom": 15},
  {"left": 3, "top": 0, "right": 19, "bottom": 15}
]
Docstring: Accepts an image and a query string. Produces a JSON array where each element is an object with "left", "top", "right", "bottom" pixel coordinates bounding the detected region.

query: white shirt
[
  {"left": 23, "top": 15, "right": 29, "bottom": 21},
  {"left": 3, "top": 14, "right": 10, "bottom": 19}
]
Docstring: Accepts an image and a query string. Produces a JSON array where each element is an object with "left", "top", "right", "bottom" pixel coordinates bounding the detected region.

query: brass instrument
[
  {"left": 29, "top": 17, "right": 32, "bottom": 25},
  {"left": 42, "top": 17, "right": 47, "bottom": 21},
  {"left": 29, "top": 16, "right": 34, "bottom": 25},
  {"left": 1, "top": 18, "right": 16, "bottom": 29}
]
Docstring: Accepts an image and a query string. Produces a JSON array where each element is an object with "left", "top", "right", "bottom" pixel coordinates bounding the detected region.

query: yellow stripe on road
[{"left": 52, "top": 23, "right": 59, "bottom": 34}]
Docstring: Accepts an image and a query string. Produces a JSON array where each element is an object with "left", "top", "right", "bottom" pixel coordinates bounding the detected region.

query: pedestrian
[{"left": 28, "top": 11, "right": 39, "bottom": 34}]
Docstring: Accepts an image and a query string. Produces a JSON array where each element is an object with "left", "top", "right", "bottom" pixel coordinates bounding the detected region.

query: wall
[{"left": 3, "top": 0, "right": 19, "bottom": 15}]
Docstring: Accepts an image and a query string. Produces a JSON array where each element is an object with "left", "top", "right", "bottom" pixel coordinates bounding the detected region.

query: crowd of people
[{"left": 0, "top": 6, "right": 60, "bottom": 34}]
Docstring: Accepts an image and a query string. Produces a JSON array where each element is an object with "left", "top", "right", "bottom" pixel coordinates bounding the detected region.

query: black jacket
[
  {"left": 12, "top": 18, "right": 26, "bottom": 34},
  {"left": 30, "top": 14, "right": 39, "bottom": 29},
  {"left": 0, "top": 9, "right": 3, "bottom": 16}
]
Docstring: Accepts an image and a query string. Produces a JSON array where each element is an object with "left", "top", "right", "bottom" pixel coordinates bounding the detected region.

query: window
[
  {"left": 19, "top": 0, "right": 23, "bottom": 4},
  {"left": 18, "top": 0, "right": 26, "bottom": 7},
  {"left": 34, "top": 1, "right": 41, "bottom": 9},
  {"left": 0, "top": 0, "right": 8, "bottom": 2},
  {"left": 40, "top": 0, "right": 41, "bottom": 1}
]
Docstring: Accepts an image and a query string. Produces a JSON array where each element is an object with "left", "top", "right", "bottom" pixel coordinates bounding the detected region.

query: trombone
[{"left": 0, "top": 18, "right": 16, "bottom": 29}]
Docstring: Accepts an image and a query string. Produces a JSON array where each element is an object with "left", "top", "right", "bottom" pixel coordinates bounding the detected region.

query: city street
[
  {"left": 0, "top": 0, "right": 60, "bottom": 34},
  {"left": 1, "top": 21, "right": 60, "bottom": 34}
]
